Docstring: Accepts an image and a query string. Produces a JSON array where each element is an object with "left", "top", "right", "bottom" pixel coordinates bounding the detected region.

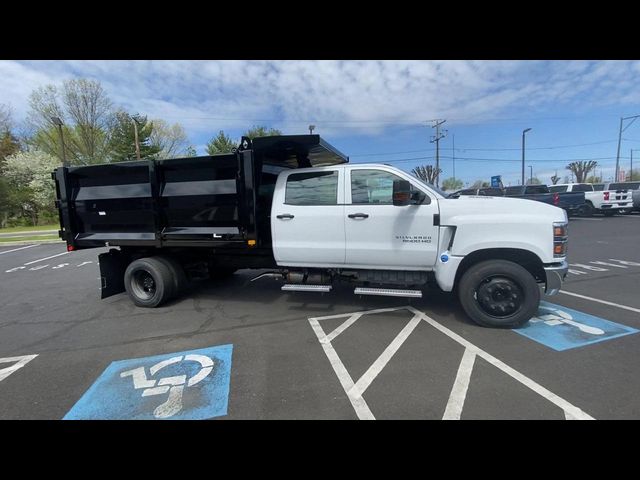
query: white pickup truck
[
  {"left": 549, "top": 183, "right": 632, "bottom": 216},
  {"left": 54, "top": 135, "right": 570, "bottom": 329}
]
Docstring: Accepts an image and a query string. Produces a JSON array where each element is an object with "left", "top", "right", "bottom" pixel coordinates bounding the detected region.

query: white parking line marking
[
  {"left": 443, "top": 348, "right": 476, "bottom": 420},
  {"left": 52, "top": 263, "right": 70, "bottom": 269},
  {"left": 352, "top": 314, "right": 422, "bottom": 396},
  {"left": 23, "top": 251, "right": 68, "bottom": 265},
  {"left": 408, "top": 307, "right": 595, "bottom": 420},
  {"left": 311, "top": 306, "right": 594, "bottom": 420},
  {"left": 29, "top": 264, "right": 49, "bottom": 271},
  {"left": 569, "top": 263, "right": 608, "bottom": 271},
  {"left": 5, "top": 266, "right": 26, "bottom": 273},
  {"left": 308, "top": 317, "right": 375, "bottom": 420},
  {"left": 568, "top": 269, "right": 588, "bottom": 275},
  {"left": 560, "top": 290, "right": 640, "bottom": 314},
  {"left": 325, "top": 314, "right": 362, "bottom": 343},
  {"left": 76, "top": 261, "right": 93, "bottom": 267},
  {"left": 0, "top": 244, "right": 38, "bottom": 255},
  {"left": 0, "top": 355, "right": 38, "bottom": 382},
  {"left": 589, "top": 261, "right": 627, "bottom": 269},
  {"left": 608, "top": 259, "right": 640, "bottom": 266}
]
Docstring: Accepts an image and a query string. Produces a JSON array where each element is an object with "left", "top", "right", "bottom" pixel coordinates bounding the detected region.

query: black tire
[
  {"left": 156, "top": 255, "right": 188, "bottom": 297},
  {"left": 458, "top": 259, "right": 540, "bottom": 328},
  {"left": 124, "top": 257, "right": 174, "bottom": 307},
  {"left": 580, "top": 202, "right": 594, "bottom": 217},
  {"left": 603, "top": 210, "right": 615, "bottom": 217}
]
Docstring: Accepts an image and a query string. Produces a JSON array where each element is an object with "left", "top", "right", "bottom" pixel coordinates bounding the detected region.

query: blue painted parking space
[
  {"left": 514, "top": 301, "right": 639, "bottom": 351},
  {"left": 64, "top": 344, "right": 233, "bottom": 420}
]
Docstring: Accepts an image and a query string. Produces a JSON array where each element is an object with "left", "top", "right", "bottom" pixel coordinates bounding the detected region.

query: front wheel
[{"left": 458, "top": 260, "right": 540, "bottom": 328}]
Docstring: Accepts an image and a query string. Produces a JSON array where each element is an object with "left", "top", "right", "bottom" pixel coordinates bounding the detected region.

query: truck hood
[
  {"left": 437, "top": 196, "right": 567, "bottom": 263},
  {"left": 439, "top": 195, "right": 567, "bottom": 223}
]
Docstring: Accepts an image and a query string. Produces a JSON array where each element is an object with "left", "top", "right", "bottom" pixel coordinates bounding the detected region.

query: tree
[
  {"left": 625, "top": 170, "right": 640, "bottom": 181},
  {"left": 566, "top": 160, "right": 598, "bottom": 183},
  {"left": 149, "top": 119, "right": 190, "bottom": 159},
  {"left": 586, "top": 175, "right": 602, "bottom": 183},
  {"left": 27, "top": 79, "right": 114, "bottom": 165},
  {"left": 470, "top": 180, "right": 490, "bottom": 189},
  {"left": 243, "top": 125, "right": 282, "bottom": 139},
  {"left": 0, "top": 104, "right": 20, "bottom": 171},
  {"left": 441, "top": 177, "right": 463, "bottom": 191},
  {"left": 411, "top": 164, "right": 441, "bottom": 184},
  {"left": 0, "top": 103, "right": 13, "bottom": 132},
  {"left": 526, "top": 177, "right": 541, "bottom": 185},
  {"left": 550, "top": 174, "right": 560, "bottom": 185},
  {"left": 108, "top": 111, "right": 160, "bottom": 162},
  {"left": 206, "top": 130, "right": 237, "bottom": 155},
  {"left": 186, "top": 146, "right": 197, "bottom": 157},
  {"left": 2, "top": 150, "right": 59, "bottom": 226}
]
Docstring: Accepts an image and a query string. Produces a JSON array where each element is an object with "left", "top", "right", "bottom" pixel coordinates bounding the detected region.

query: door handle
[
  {"left": 348, "top": 213, "right": 369, "bottom": 219},
  {"left": 277, "top": 214, "right": 295, "bottom": 219}
]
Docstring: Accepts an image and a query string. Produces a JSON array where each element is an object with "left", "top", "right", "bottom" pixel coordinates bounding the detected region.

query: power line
[{"left": 349, "top": 139, "right": 618, "bottom": 157}]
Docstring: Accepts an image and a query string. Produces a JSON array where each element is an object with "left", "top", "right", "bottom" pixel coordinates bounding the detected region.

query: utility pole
[
  {"left": 631, "top": 149, "right": 637, "bottom": 182},
  {"left": 452, "top": 133, "right": 456, "bottom": 184},
  {"left": 521, "top": 128, "right": 532, "bottom": 186},
  {"left": 308, "top": 124, "right": 316, "bottom": 135},
  {"left": 615, "top": 114, "right": 640, "bottom": 182},
  {"left": 529, "top": 165, "right": 533, "bottom": 184},
  {"left": 132, "top": 118, "right": 141, "bottom": 160},
  {"left": 430, "top": 119, "right": 447, "bottom": 187}
]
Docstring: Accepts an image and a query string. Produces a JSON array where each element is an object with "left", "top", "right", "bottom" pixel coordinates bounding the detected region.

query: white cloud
[{"left": 1, "top": 60, "right": 640, "bottom": 141}]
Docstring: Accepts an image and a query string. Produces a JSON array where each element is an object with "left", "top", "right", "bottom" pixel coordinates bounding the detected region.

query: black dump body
[{"left": 53, "top": 135, "right": 348, "bottom": 257}]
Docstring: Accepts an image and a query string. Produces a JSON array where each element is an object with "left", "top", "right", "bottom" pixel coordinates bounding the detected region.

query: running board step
[
  {"left": 354, "top": 287, "right": 422, "bottom": 298},
  {"left": 282, "top": 284, "right": 332, "bottom": 293}
]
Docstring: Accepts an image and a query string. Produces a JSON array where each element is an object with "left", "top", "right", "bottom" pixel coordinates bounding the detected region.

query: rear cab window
[{"left": 549, "top": 185, "right": 568, "bottom": 193}]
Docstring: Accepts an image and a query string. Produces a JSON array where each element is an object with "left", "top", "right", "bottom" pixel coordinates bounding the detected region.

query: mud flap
[{"left": 99, "top": 249, "right": 128, "bottom": 299}]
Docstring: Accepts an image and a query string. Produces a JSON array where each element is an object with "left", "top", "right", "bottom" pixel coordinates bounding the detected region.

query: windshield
[{"left": 408, "top": 176, "right": 447, "bottom": 198}]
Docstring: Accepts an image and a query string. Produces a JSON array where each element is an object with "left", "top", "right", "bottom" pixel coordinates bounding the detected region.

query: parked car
[
  {"left": 549, "top": 183, "right": 630, "bottom": 216},
  {"left": 600, "top": 182, "right": 637, "bottom": 214},
  {"left": 448, "top": 187, "right": 504, "bottom": 198},
  {"left": 503, "top": 184, "right": 586, "bottom": 216}
]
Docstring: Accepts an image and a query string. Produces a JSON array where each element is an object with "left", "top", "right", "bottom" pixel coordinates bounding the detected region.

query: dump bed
[{"left": 53, "top": 135, "right": 348, "bottom": 251}]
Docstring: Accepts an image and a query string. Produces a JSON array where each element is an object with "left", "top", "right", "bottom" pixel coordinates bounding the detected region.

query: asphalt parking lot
[{"left": 1, "top": 212, "right": 639, "bottom": 420}]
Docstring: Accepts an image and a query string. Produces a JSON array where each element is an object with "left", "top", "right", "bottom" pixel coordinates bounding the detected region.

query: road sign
[{"left": 491, "top": 175, "right": 502, "bottom": 188}]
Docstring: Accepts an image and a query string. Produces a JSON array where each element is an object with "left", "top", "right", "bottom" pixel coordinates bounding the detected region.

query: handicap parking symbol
[
  {"left": 64, "top": 344, "right": 233, "bottom": 420},
  {"left": 514, "top": 301, "right": 638, "bottom": 351}
]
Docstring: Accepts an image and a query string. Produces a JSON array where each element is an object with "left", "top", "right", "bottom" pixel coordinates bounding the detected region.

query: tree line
[
  {"left": 0, "top": 79, "right": 282, "bottom": 228},
  {"left": 411, "top": 158, "right": 636, "bottom": 191}
]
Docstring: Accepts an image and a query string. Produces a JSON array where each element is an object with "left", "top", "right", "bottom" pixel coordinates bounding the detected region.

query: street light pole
[
  {"left": 50, "top": 117, "right": 67, "bottom": 167},
  {"left": 615, "top": 114, "right": 640, "bottom": 181},
  {"left": 522, "top": 128, "right": 532, "bottom": 186},
  {"left": 631, "top": 149, "right": 637, "bottom": 181},
  {"left": 529, "top": 165, "right": 533, "bottom": 184},
  {"left": 308, "top": 124, "right": 316, "bottom": 135}
]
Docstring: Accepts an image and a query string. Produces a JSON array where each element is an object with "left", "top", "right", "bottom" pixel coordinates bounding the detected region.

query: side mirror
[{"left": 393, "top": 180, "right": 412, "bottom": 206}]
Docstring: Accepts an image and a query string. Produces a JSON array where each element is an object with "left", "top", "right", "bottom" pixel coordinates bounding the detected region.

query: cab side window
[
  {"left": 351, "top": 169, "right": 406, "bottom": 204},
  {"left": 285, "top": 171, "right": 338, "bottom": 205}
]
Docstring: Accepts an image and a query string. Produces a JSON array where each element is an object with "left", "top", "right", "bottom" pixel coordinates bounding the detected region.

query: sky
[{"left": 1, "top": 60, "right": 640, "bottom": 186}]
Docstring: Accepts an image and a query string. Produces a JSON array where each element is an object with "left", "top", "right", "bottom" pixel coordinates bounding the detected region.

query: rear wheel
[
  {"left": 458, "top": 260, "right": 540, "bottom": 328},
  {"left": 124, "top": 257, "right": 174, "bottom": 307},
  {"left": 579, "top": 202, "right": 593, "bottom": 217},
  {"left": 156, "top": 255, "right": 188, "bottom": 297}
]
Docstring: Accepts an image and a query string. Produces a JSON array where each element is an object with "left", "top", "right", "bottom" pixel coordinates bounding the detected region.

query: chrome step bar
[
  {"left": 354, "top": 287, "right": 422, "bottom": 298},
  {"left": 282, "top": 284, "right": 332, "bottom": 293}
]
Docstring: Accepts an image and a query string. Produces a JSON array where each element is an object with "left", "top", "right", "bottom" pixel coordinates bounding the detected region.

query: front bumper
[{"left": 543, "top": 260, "right": 568, "bottom": 296}]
